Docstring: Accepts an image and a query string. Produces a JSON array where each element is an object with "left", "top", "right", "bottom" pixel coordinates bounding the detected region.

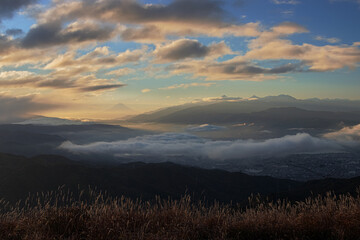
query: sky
[{"left": 0, "top": 0, "right": 360, "bottom": 120}]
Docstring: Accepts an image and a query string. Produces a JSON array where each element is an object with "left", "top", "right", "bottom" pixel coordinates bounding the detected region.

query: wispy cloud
[
  {"left": 141, "top": 89, "right": 151, "bottom": 93},
  {"left": 271, "top": 0, "right": 300, "bottom": 5},
  {"left": 315, "top": 36, "right": 341, "bottom": 44},
  {"left": 160, "top": 83, "right": 215, "bottom": 90}
]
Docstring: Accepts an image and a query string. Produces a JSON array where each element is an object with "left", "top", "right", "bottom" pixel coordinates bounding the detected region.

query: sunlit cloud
[
  {"left": 0, "top": 0, "right": 359, "bottom": 118},
  {"left": 160, "top": 82, "right": 215, "bottom": 90},
  {"left": 324, "top": 124, "right": 360, "bottom": 142},
  {"left": 141, "top": 89, "right": 151, "bottom": 93}
]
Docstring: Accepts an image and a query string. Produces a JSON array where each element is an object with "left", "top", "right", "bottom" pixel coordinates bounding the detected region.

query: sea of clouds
[{"left": 59, "top": 124, "right": 360, "bottom": 161}]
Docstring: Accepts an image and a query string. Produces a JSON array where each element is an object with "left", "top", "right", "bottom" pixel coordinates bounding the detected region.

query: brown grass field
[{"left": 1, "top": 188, "right": 360, "bottom": 240}]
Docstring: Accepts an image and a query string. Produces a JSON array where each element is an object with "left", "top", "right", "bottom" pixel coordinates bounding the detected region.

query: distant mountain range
[
  {"left": 15, "top": 116, "right": 93, "bottom": 126},
  {"left": 0, "top": 123, "right": 149, "bottom": 157},
  {"left": 1, "top": 153, "right": 360, "bottom": 204},
  {"left": 129, "top": 95, "right": 360, "bottom": 128}
]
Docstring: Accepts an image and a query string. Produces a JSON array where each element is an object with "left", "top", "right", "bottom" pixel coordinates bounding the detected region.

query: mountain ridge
[{"left": 1, "top": 152, "right": 360, "bottom": 204}]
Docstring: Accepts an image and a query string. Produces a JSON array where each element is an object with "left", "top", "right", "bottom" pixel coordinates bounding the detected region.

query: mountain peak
[{"left": 262, "top": 95, "right": 297, "bottom": 102}]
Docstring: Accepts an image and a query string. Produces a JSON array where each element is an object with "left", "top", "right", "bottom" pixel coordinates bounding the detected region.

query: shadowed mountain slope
[{"left": 1, "top": 153, "right": 360, "bottom": 204}]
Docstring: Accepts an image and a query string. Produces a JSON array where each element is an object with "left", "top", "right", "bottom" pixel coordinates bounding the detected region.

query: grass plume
[{"left": 1, "top": 187, "right": 360, "bottom": 239}]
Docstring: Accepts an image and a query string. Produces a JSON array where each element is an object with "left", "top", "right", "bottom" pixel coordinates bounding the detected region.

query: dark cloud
[
  {"left": 216, "top": 62, "right": 302, "bottom": 75},
  {"left": 36, "top": 78, "right": 77, "bottom": 89},
  {"left": 167, "top": 58, "right": 305, "bottom": 80},
  {"left": 0, "top": 0, "right": 36, "bottom": 21},
  {"left": 21, "top": 21, "right": 116, "bottom": 48},
  {"left": 156, "top": 39, "right": 209, "bottom": 61},
  {"left": 267, "top": 63, "right": 303, "bottom": 73},
  {"left": 0, "top": 95, "right": 56, "bottom": 123},
  {"left": 79, "top": 84, "right": 126, "bottom": 92},
  {"left": 73, "top": 0, "right": 226, "bottom": 25},
  {"left": 155, "top": 39, "right": 232, "bottom": 62},
  {"left": 5, "top": 28, "right": 24, "bottom": 36}
]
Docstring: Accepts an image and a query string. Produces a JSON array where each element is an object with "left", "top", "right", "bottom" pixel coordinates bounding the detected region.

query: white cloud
[
  {"left": 324, "top": 124, "right": 360, "bottom": 142},
  {"left": 60, "top": 132, "right": 342, "bottom": 161}
]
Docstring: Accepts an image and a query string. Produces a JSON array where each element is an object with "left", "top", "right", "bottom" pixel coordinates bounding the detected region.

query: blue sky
[{"left": 0, "top": 0, "right": 359, "bottom": 119}]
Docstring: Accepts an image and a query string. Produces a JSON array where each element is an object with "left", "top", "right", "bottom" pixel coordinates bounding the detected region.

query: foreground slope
[{"left": 1, "top": 153, "right": 360, "bottom": 204}]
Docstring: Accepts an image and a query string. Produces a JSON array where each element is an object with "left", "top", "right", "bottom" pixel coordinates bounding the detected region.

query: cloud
[
  {"left": 141, "top": 89, "right": 151, "bottom": 93},
  {"left": 31, "top": 0, "right": 260, "bottom": 43},
  {"left": 246, "top": 41, "right": 360, "bottom": 72},
  {"left": 0, "top": 0, "right": 37, "bottom": 21},
  {"left": 168, "top": 57, "right": 301, "bottom": 81},
  {"left": 78, "top": 84, "right": 126, "bottom": 92},
  {"left": 244, "top": 23, "right": 360, "bottom": 72},
  {"left": 45, "top": 46, "right": 146, "bottom": 74},
  {"left": 201, "top": 95, "right": 243, "bottom": 102},
  {"left": 106, "top": 68, "right": 135, "bottom": 77},
  {"left": 324, "top": 124, "right": 360, "bottom": 142},
  {"left": 0, "top": 70, "right": 126, "bottom": 93},
  {"left": 120, "top": 25, "right": 165, "bottom": 42},
  {"left": 0, "top": 94, "right": 56, "bottom": 123},
  {"left": 272, "top": 0, "right": 300, "bottom": 4},
  {"left": 160, "top": 82, "right": 215, "bottom": 90},
  {"left": 0, "top": 44, "right": 57, "bottom": 67},
  {"left": 154, "top": 39, "right": 233, "bottom": 62},
  {"left": 0, "top": 35, "right": 15, "bottom": 54},
  {"left": 315, "top": 36, "right": 340, "bottom": 44},
  {"left": 60, "top": 132, "right": 342, "bottom": 161},
  {"left": 0, "top": 46, "right": 146, "bottom": 92},
  {"left": 21, "top": 20, "right": 116, "bottom": 48},
  {"left": 187, "top": 124, "right": 227, "bottom": 132},
  {"left": 0, "top": 71, "right": 42, "bottom": 86},
  {"left": 5, "top": 28, "right": 24, "bottom": 36},
  {"left": 248, "top": 22, "right": 308, "bottom": 49}
]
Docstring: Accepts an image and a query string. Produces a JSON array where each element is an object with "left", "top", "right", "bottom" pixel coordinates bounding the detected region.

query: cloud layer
[{"left": 60, "top": 132, "right": 342, "bottom": 161}]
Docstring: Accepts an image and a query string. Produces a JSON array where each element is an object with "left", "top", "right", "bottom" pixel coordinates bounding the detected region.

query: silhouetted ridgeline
[{"left": 1, "top": 153, "right": 360, "bottom": 204}]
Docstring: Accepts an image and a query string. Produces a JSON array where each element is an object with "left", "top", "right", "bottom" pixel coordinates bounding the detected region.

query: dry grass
[{"left": 1, "top": 187, "right": 360, "bottom": 240}]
